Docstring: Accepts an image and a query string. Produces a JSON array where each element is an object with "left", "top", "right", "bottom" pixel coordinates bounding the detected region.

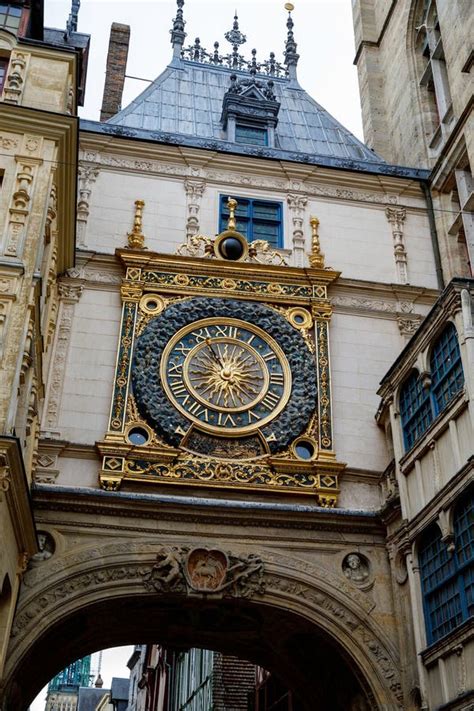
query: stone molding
[
  {"left": 7, "top": 541, "right": 403, "bottom": 708},
  {"left": 78, "top": 151, "right": 407, "bottom": 207},
  {"left": 65, "top": 263, "right": 122, "bottom": 288},
  {"left": 2, "top": 50, "right": 29, "bottom": 105}
]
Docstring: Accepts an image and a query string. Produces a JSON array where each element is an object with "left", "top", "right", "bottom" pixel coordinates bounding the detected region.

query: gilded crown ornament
[
  {"left": 309, "top": 216, "right": 325, "bottom": 269},
  {"left": 127, "top": 199, "right": 146, "bottom": 250}
]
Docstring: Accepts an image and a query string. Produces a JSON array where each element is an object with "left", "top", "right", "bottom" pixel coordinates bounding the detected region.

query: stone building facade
[{"left": 0, "top": 1, "right": 472, "bottom": 710}]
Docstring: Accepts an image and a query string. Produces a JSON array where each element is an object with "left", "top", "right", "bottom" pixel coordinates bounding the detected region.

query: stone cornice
[
  {"left": 79, "top": 120, "right": 430, "bottom": 184},
  {"left": 0, "top": 104, "right": 78, "bottom": 274},
  {"left": 31, "top": 484, "right": 386, "bottom": 536}
]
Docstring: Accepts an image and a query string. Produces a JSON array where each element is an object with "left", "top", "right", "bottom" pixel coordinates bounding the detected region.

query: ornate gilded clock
[{"left": 132, "top": 298, "right": 318, "bottom": 459}]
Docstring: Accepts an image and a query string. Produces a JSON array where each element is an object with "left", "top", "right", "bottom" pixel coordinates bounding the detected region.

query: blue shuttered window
[
  {"left": 399, "top": 323, "right": 464, "bottom": 451},
  {"left": 399, "top": 371, "right": 432, "bottom": 450},
  {"left": 219, "top": 196, "right": 283, "bottom": 248},
  {"left": 420, "top": 490, "right": 474, "bottom": 644},
  {"left": 430, "top": 322, "right": 464, "bottom": 414}
]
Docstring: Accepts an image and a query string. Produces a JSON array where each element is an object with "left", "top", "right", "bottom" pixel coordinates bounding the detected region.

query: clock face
[
  {"left": 132, "top": 298, "right": 318, "bottom": 457},
  {"left": 160, "top": 318, "right": 291, "bottom": 435}
]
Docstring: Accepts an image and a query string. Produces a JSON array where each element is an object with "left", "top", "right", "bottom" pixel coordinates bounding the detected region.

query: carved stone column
[
  {"left": 77, "top": 165, "right": 100, "bottom": 248},
  {"left": 2, "top": 51, "right": 29, "bottom": 104},
  {"left": 287, "top": 194, "right": 308, "bottom": 267},
  {"left": 386, "top": 207, "right": 408, "bottom": 284},
  {"left": 42, "top": 282, "right": 83, "bottom": 437},
  {"left": 4, "top": 159, "right": 39, "bottom": 258},
  {"left": 184, "top": 179, "right": 206, "bottom": 239}
]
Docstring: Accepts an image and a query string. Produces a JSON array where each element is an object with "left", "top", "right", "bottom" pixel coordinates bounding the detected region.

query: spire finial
[
  {"left": 171, "top": 0, "right": 187, "bottom": 59},
  {"left": 309, "top": 216, "right": 325, "bottom": 268},
  {"left": 284, "top": 3, "right": 299, "bottom": 80},
  {"left": 224, "top": 11, "right": 247, "bottom": 47},
  {"left": 227, "top": 197, "right": 238, "bottom": 231},
  {"left": 127, "top": 200, "right": 146, "bottom": 250},
  {"left": 64, "top": 0, "right": 80, "bottom": 40}
]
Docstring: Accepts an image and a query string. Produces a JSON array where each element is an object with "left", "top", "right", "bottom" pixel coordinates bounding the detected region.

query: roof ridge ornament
[
  {"left": 224, "top": 12, "right": 247, "bottom": 47},
  {"left": 64, "top": 0, "right": 80, "bottom": 40},
  {"left": 284, "top": 2, "right": 300, "bottom": 80},
  {"left": 171, "top": 0, "right": 187, "bottom": 59}
]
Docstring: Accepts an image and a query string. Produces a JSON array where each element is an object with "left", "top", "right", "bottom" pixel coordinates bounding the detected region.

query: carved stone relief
[
  {"left": 30, "top": 532, "right": 55, "bottom": 563},
  {"left": 2, "top": 51, "right": 29, "bottom": 104},
  {"left": 4, "top": 160, "right": 37, "bottom": 258},
  {"left": 342, "top": 553, "right": 371, "bottom": 587}
]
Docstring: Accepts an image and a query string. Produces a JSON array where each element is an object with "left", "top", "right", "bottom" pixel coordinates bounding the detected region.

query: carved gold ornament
[{"left": 127, "top": 199, "right": 146, "bottom": 250}]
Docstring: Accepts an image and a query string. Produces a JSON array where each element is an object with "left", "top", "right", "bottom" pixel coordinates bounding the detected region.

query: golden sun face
[
  {"left": 160, "top": 318, "right": 291, "bottom": 435},
  {"left": 187, "top": 339, "right": 266, "bottom": 410}
]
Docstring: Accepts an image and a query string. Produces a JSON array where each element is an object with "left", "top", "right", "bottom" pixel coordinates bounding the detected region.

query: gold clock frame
[{"left": 97, "top": 235, "right": 344, "bottom": 506}]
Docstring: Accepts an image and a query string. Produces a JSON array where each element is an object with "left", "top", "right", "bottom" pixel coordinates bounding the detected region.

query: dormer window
[
  {"left": 221, "top": 72, "right": 280, "bottom": 149},
  {"left": 235, "top": 124, "right": 268, "bottom": 146}
]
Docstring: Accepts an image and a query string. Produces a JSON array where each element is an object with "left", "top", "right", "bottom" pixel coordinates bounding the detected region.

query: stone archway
[{"left": 2, "top": 539, "right": 403, "bottom": 710}]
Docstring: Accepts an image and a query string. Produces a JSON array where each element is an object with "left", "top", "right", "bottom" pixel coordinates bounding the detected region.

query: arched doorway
[{"left": 2, "top": 540, "right": 403, "bottom": 710}]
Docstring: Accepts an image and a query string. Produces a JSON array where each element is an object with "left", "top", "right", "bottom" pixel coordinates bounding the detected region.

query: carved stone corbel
[
  {"left": 5, "top": 161, "right": 38, "bottom": 257},
  {"left": 386, "top": 207, "right": 408, "bottom": 284},
  {"left": 286, "top": 193, "right": 308, "bottom": 267},
  {"left": 2, "top": 51, "right": 28, "bottom": 104}
]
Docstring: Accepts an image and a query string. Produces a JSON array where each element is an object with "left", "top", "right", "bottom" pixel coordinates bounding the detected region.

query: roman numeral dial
[{"left": 161, "top": 318, "right": 291, "bottom": 435}]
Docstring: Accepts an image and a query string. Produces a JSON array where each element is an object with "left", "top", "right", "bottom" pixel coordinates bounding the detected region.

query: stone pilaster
[
  {"left": 286, "top": 193, "right": 307, "bottom": 267},
  {"left": 184, "top": 178, "right": 206, "bottom": 239},
  {"left": 77, "top": 165, "right": 100, "bottom": 248},
  {"left": 386, "top": 206, "right": 408, "bottom": 284},
  {"left": 41, "top": 282, "right": 83, "bottom": 437},
  {"left": 2, "top": 50, "right": 29, "bottom": 105}
]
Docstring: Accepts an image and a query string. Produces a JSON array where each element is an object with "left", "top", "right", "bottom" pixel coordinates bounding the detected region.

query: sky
[
  {"left": 31, "top": 2, "right": 363, "bottom": 708},
  {"left": 43, "top": 0, "right": 365, "bottom": 140}
]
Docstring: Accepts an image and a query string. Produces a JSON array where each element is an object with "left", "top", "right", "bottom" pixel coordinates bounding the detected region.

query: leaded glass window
[
  {"left": 399, "top": 371, "right": 432, "bottom": 450},
  {"left": 399, "top": 323, "right": 464, "bottom": 452},
  {"left": 219, "top": 196, "right": 282, "bottom": 248},
  {"left": 0, "top": 4, "right": 22, "bottom": 33},
  {"left": 430, "top": 322, "right": 464, "bottom": 414},
  {"left": 235, "top": 124, "right": 268, "bottom": 146},
  {"left": 420, "top": 489, "right": 474, "bottom": 644}
]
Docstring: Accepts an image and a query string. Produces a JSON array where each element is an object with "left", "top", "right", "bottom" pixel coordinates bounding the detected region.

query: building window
[
  {"left": 219, "top": 196, "right": 283, "bottom": 248},
  {"left": 235, "top": 124, "right": 268, "bottom": 146},
  {"left": 0, "top": 57, "right": 7, "bottom": 94},
  {"left": 419, "top": 489, "right": 474, "bottom": 644},
  {"left": 399, "top": 370, "right": 432, "bottom": 451},
  {"left": 430, "top": 322, "right": 464, "bottom": 414},
  {"left": 399, "top": 323, "right": 464, "bottom": 451},
  {"left": 415, "top": 0, "right": 453, "bottom": 144},
  {"left": 0, "top": 4, "right": 22, "bottom": 33}
]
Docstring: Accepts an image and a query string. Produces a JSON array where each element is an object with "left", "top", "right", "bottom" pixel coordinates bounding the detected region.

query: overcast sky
[
  {"left": 44, "top": 0, "right": 365, "bottom": 139},
  {"left": 31, "top": 2, "right": 363, "bottom": 708}
]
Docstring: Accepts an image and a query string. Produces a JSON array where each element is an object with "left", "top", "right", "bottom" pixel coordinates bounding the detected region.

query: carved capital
[
  {"left": 184, "top": 178, "right": 206, "bottom": 202},
  {"left": 58, "top": 282, "right": 83, "bottom": 302},
  {"left": 286, "top": 193, "right": 307, "bottom": 215},
  {"left": 385, "top": 206, "right": 406, "bottom": 229}
]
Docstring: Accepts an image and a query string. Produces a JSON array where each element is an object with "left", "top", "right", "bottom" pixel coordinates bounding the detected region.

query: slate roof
[
  {"left": 108, "top": 59, "right": 381, "bottom": 164},
  {"left": 77, "top": 687, "right": 109, "bottom": 711},
  {"left": 111, "top": 677, "right": 129, "bottom": 701}
]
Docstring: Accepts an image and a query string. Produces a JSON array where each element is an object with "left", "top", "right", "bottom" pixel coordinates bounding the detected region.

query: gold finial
[
  {"left": 227, "top": 197, "right": 238, "bottom": 231},
  {"left": 127, "top": 200, "right": 146, "bottom": 249},
  {"left": 309, "top": 216, "right": 325, "bottom": 269},
  {"left": 284, "top": 3, "right": 295, "bottom": 11}
]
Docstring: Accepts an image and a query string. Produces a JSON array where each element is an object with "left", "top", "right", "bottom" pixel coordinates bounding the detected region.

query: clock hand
[{"left": 205, "top": 338, "right": 225, "bottom": 368}]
